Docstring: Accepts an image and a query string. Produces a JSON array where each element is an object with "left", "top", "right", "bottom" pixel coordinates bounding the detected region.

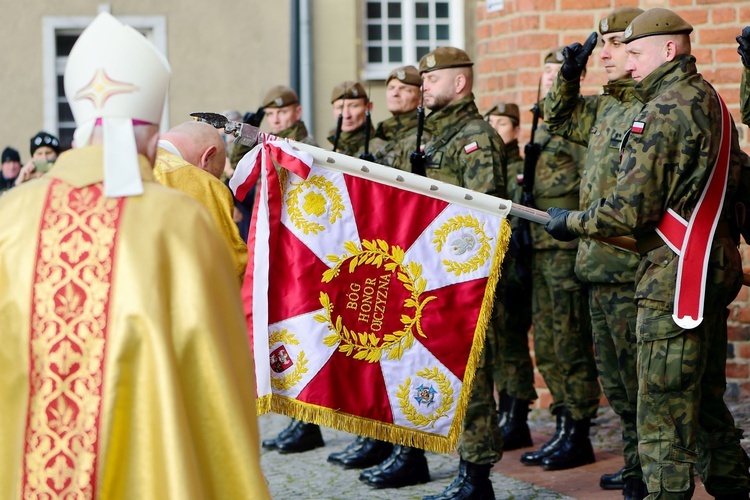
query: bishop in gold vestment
[{"left": 0, "top": 147, "right": 270, "bottom": 499}]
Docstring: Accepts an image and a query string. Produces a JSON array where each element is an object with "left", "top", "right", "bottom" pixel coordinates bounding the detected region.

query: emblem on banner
[
  {"left": 268, "top": 329, "right": 308, "bottom": 390},
  {"left": 433, "top": 215, "right": 493, "bottom": 276},
  {"left": 286, "top": 175, "right": 345, "bottom": 235},
  {"left": 316, "top": 239, "right": 437, "bottom": 363},
  {"left": 397, "top": 367, "right": 454, "bottom": 428}
]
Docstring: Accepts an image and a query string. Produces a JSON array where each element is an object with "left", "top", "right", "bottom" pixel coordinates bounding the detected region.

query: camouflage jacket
[
  {"left": 567, "top": 55, "right": 747, "bottom": 310},
  {"left": 385, "top": 94, "right": 506, "bottom": 197},
  {"left": 372, "top": 111, "right": 419, "bottom": 163},
  {"left": 529, "top": 119, "right": 585, "bottom": 250},
  {"left": 327, "top": 124, "right": 375, "bottom": 157},
  {"left": 742, "top": 67, "right": 750, "bottom": 127},
  {"left": 229, "top": 120, "right": 316, "bottom": 168},
  {"left": 545, "top": 75, "right": 642, "bottom": 283},
  {"left": 505, "top": 139, "right": 523, "bottom": 205}
]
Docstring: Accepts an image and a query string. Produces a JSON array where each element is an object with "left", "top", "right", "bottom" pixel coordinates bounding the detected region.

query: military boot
[
  {"left": 262, "top": 418, "right": 298, "bottom": 450},
  {"left": 327, "top": 435, "right": 366, "bottom": 464},
  {"left": 540, "top": 415, "right": 595, "bottom": 470},
  {"left": 520, "top": 408, "right": 569, "bottom": 466},
  {"left": 501, "top": 397, "right": 533, "bottom": 450},
  {"left": 623, "top": 477, "right": 648, "bottom": 500},
  {"left": 599, "top": 466, "right": 625, "bottom": 490},
  {"left": 360, "top": 445, "right": 430, "bottom": 489},
  {"left": 338, "top": 437, "right": 393, "bottom": 469},
  {"left": 422, "top": 459, "right": 495, "bottom": 500},
  {"left": 275, "top": 421, "right": 325, "bottom": 454}
]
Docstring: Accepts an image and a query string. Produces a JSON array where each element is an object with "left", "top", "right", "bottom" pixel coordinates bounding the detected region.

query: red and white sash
[{"left": 655, "top": 92, "right": 731, "bottom": 329}]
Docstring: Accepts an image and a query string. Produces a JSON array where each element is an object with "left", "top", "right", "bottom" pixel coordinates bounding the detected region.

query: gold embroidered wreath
[
  {"left": 396, "top": 367, "right": 454, "bottom": 428},
  {"left": 315, "top": 239, "right": 436, "bottom": 363},
  {"left": 432, "top": 215, "right": 492, "bottom": 276},
  {"left": 285, "top": 175, "right": 345, "bottom": 235}
]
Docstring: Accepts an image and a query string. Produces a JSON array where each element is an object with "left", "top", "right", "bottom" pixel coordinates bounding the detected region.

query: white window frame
[
  {"left": 42, "top": 12, "right": 168, "bottom": 142},
  {"left": 362, "top": 0, "right": 465, "bottom": 81}
]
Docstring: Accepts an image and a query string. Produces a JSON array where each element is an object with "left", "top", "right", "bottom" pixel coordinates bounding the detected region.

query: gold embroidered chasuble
[
  {"left": 154, "top": 147, "right": 248, "bottom": 283},
  {"left": 0, "top": 146, "right": 269, "bottom": 499}
]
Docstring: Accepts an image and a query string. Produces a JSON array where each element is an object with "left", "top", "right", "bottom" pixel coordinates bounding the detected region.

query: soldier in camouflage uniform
[
  {"left": 327, "top": 81, "right": 373, "bottom": 157},
  {"left": 519, "top": 48, "right": 601, "bottom": 472},
  {"left": 253, "top": 85, "right": 325, "bottom": 455},
  {"left": 326, "top": 67, "right": 422, "bottom": 472},
  {"left": 229, "top": 85, "right": 317, "bottom": 168},
  {"left": 739, "top": 27, "right": 750, "bottom": 127},
  {"left": 485, "top": 102, "right": 537, "bottom": 451},
  {"left": 372, "top": 65, "right": 422, "bottom": 163},
  {"left": 543, "top": 8, "right": 645, "bottom": 497},
  {"left": 546, "top": 9, "right": 750, "bottom": 499},
  {"left": 369, "top": 47, "right": 506, "bottom": 500}
]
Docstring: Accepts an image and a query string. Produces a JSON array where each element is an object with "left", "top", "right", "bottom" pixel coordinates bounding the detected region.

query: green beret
[
  {"left": 485, "top": 102, "right": 520, "bottom": 124},
  {"left": 544, "top": 47, "right": 565, "bottom": 65},
  {"left": 622, "top": 8, "right": 693, "bottom": 44},
  {"left": 599, "top": 7, "right": 644, "bottom": 35},
  {"left": 419, "top": 46, "right": 473, "bottom": 74},
  {"left": 386, "top": 65, "right": 422, "bottom": 87},
  {"left": 330, "top": 81, "right": 367, "bottom": 103},
  {"left": 262, "top": 85, "right": 299, "bottom": 108}
]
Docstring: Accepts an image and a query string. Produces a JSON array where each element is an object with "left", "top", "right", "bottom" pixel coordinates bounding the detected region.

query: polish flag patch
[
  {"left": 631, "top": 121, "right": 645, "bottom": 134},
  {"left": 464, "top": 142, "right": 479, "bottom": 154}
]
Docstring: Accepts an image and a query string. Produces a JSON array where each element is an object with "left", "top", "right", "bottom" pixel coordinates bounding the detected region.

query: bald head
[{"left": 160, "top": 121, "right": 226, "bottom": 178}]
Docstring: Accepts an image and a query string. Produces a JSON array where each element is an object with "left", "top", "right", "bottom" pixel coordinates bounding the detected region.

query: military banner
[{"left": 231, "top": 138, "right": 510, "bottom": 453}]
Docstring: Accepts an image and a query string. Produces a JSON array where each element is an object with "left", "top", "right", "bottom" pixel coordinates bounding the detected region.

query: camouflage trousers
[
  {"left": 459, "top": 302, "right": 503, "bottom": 465},
  {"left": 493, "top": 256, "right": 536, "bottom": 401},
  {"left": 589, "top": 283, "right": 640, "bottom": 480},
  {"left": 637, "top": 306, "right": 750, "bottom": 499},
  {"left": 531, "top": 249, "right": 599, "bottom": 420}
]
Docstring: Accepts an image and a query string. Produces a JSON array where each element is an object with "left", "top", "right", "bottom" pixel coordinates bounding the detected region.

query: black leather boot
[
  {"left": 623, "top": 477, "right": 648, "bottom": 500},
  {"left": 338, "top": 437, "right": 393, "bottom": 469},
  {"left": 261, "top": 418, "right": 298, "bottom": 450},
  {"left": 540, "top": 415, "right": 595, "bottom": 470},
  {"left": 520, "top": 408, "right": 569, "bottom": 466},
  {"left": 599, "top": 466, "right": 625, "bottom": 490},
  {"left": 360, "top": 445, "right": 430, "bottom": 488},
  {"left": 275, "top": 421, "right": 325, "bottom": 454},
  {"left": 501, "top": 397, "right": 533, "bottom": 450},
  {"left": 422, "top": 459, "right": 495, "bottom": 500},
  {"left": 327, "top": 435, "right": 366, "bottom": 464}
]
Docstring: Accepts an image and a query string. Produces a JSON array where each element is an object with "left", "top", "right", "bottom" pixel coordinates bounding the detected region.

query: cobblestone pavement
[{"left": 260, "top": 399, "right": 750, "bottom": 499}]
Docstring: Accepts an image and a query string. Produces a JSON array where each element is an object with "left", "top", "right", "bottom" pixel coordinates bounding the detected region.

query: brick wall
[{"left": 473, "top": 0, "right": 750, "bottom": 404}]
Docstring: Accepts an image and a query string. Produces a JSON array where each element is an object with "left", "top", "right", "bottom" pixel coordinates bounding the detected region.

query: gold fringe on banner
[{"left": 257, "top": 218, "right": 512, "bottom": 455}]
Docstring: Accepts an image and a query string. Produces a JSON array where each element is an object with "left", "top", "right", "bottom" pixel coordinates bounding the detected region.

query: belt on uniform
[{"left": 533, "top": 196, "right": 579, "bottom": 211}]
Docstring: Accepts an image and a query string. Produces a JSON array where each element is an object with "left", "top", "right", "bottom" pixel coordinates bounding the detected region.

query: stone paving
[{"left": 260, "top": 399, "right": 750, "bottom": 499}]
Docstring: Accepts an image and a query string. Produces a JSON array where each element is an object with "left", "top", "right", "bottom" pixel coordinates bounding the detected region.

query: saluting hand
[
  {"left": 738, "top": 26, "right": 750, "bottom": 69},
  {"left": 561, "top": 32, "right": 598, "bottom": 81}
]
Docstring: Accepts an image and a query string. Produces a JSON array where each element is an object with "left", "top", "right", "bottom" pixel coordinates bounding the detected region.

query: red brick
[
  {"left": 741, "top": 6, "right": 750, "bottom": 20},
  {"left": 729, "top": 324, "right": 750, "bottom": 341},
  {"left": 737, "top": 343, "right": 750, "bottom": 360},
  {"left": 544, "top": 13, "right": 596, "bottom": 31},
  {"left": 701, "top": 27, "right": 745, "bottom": 45},
  {"left": 492, "top": 19, "right": 511, "bottom": 37},
  {"left": 716, "top": 46, "right": 743, "bottom": 64},
  {"left": 692, "top": 48, "right": 713, "bottom": 65},
  {"left": 697, "top": 0, "right": 737, "bottom": 4},
  {"left": 520, "top": 34, "right": 563, "bottom": 52},
  {"left": 510, "top": 14, "right": 542, "bottom": 32},
  {"left": 516, "top": 0, "right": 556, "bottom": 12},
  {"left": 727, "top": 362, "right": 750, "bottom": 380},
  {"left": 701, "top": 67, "right": 742, "bottom": 85},
  {"left": 711, "top": 7, "right": 738, "bottom": 24},
  {"left": 675, "top": 8, "right": 709, "bottom": 26},
  {"left": 667, "top": 0, "right": 693, "bottom": 6},
  {"left": 477, "top": 23, "right": 491, "bottom": 39},
  {"left": 560, "top": 0, "right": 605, "bottom": 9},
  {"left": 613, "top": 0, "right": 640, "bottom": 7}
]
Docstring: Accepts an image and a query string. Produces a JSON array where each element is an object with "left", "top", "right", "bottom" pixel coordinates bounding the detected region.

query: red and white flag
[{"left": 231, "top": 140, "right": 510, "bottom": 452}]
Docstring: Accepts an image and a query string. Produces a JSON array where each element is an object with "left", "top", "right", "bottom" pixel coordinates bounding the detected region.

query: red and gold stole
[{"left": 22, "top": 179, "right": 124, "bottom": 498}]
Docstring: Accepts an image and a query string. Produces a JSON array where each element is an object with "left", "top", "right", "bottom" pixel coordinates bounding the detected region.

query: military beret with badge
[
  {"left": 621, "top": 8, "right": 693, "bottom": 44},
  {"left": 262, "top": 85, "right": 299, "bottom": 109},
  {"left": 419, "top": 46, "right": 473, "bottom": 74}
]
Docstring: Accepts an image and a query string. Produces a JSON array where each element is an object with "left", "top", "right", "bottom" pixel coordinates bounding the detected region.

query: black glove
[
  {"left": 544, "top": 207, "right": 577, "bottom": 241},
  {"left": 738, "top": 26, "right": 750, "bottom": 69},
  {"left": 242, "top": 106, "right": 266, "bottom": 127},
  {"left": 561, "top": 32, "right": 598, "bottom": 81}
]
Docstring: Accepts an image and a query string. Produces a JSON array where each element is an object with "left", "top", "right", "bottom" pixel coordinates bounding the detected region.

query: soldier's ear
[{"left": 454, "top": 72, "right": 467, "bottom": 94}]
